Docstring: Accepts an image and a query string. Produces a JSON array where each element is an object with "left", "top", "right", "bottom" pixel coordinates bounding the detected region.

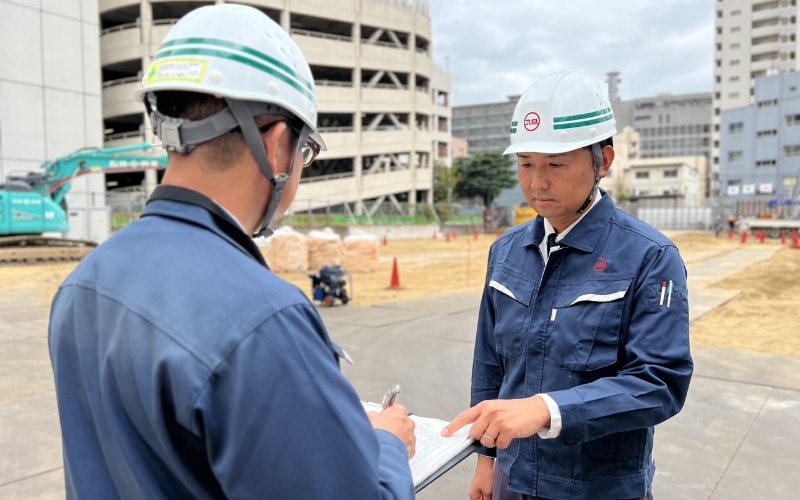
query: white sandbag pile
[
  {"left": 308, "top": 228, "right": 342, "bottom": 269},
  {"left": 343, "top": 232, "right": 380, "bottom": 273},
  {"left": 270, "top": 226, "right": 309, "bottom": 272}
]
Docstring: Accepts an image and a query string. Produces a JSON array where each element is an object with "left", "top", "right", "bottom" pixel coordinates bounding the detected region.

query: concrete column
[
  {"left": 140, "top": 0, "right": 159, "bottom": 196},
  {"left": 353, "top": 17, "right": 364, "bottom": 214},
  {"left": 280, "top": 4, "right": 290, "bottom": 32}
]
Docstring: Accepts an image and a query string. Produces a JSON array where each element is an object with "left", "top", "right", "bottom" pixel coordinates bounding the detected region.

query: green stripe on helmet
[
  {"left": 553, "top": 113, "right": 613, "bottom": 130},
  {"left": 153, "top": 47, "right": 317, "bottom": 104},
  {"left": 553, "top": 107, "right": 612, "bottom": 123},
  {"left": 160, "top": 37, "right": 315, "bottom": 93}
]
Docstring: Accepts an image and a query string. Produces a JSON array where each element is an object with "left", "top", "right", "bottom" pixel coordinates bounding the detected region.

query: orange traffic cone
[
  {"left": 741, "top": 230, "right": 748, "bottom": 244},
  {"left": 728, "top": 229, "right": 733, "bottom": 239},
  {"left": 387, "top": 258, "right": 403, "bottom": 289},
  {"left": 791, "top": 229, "right": 800, "bottom": 249},
  {"left": 781, "top": 231, "right": 787, "bottom": 245},
  {"left": 474, "top": 230, "right": 479, "bottom": 240},
  {"left": 758, "top": 230, "right": 765, "bottom": 244},
  {"left": 446, "top": 233, "right": 451, "bottom": 242},
  {"left": 433, "top": 230, "right": 438, "bottom": 240},
  {"left": 454, "top": 230, "right": 459, "bottom": 240},
  {"left": 382, "top": 233, "right": 388, "bottom": 246}
]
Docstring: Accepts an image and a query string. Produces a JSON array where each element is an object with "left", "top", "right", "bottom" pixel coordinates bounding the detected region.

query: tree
[
  {"left": 454, "top": 151, "right": 518, "bottom": 206},
  {"left": 433, "top": 159, "right": 461, "bottom": 203}
]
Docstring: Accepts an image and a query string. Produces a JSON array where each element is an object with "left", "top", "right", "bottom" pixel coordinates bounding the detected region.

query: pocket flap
[
  {"left": 489, "top": 269, "right": 536, "bottom": 306},
  {"left": 558, "top": 279, "right": 632, "bottom": 307}
]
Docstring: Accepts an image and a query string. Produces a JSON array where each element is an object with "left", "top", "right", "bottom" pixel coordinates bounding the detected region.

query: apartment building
[
  {"left": 451, "top": 96, "right": 518, "bottom": 154},
  {"left": 713, "top": 0, "right": 800, "bottom": 198},
  {"left": 720, "top": 71, "right": 800, "bottom": 205},
  {"left": 99, "top": 0, "right": 451, "bottom": 215},
  {"left": 623, "top": 157, "right": 709, "bottom": 206}
]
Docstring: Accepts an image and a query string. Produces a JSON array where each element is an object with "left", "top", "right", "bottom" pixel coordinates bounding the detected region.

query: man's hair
[{"left": 154, "top": 91, "right": 278, "bottom": 168}]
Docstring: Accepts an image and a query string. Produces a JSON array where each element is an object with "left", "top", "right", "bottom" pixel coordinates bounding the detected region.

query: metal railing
[
  {"left": 362, "top": 125, "right": 408, "bottom": 132},
  {"left": 415, "top": 86, "right": 430, "bottom": 94},
  {"left": 152, "top": 18, "right": 179, "bottom": 27},
  {"left": 364, "top": 82, "right": 407, "bottom": 90},
  {"left": 102, "top": 76, "right": 140, "bottom": 88},
  {"left": 416, "top": 47, "right": 429, "bottom": 56},
  {"left": 104, "top": 131, "right": 144, "bottom": 142},
  {"left": 290, "top": 28, "right": 352, "bottom": 42},
  {"left": 299, "top": 171, "right": 355, "bottom": 184},
  {"left": 314, "top": 80, "right": 354, "bottom": 88},
  {"left": 317, "top": 126, "right": 355, "bottom": 133},
  {"left": 363, "top": 39, "right": 406, "bottom": 49},
  {"left": 101, "top": 22, "right": 138, "bottom": 35}
]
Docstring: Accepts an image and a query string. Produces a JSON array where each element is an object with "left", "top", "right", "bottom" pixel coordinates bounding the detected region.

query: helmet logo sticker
[
  {"left": 524, "top": 112, "right": 541, "bottom": 132},
  {"left": 145, "top": 59, "right": 207, "bottom": 85}
]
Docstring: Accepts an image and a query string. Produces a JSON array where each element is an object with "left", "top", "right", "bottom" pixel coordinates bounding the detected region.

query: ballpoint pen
[
  {"left": 381, "top": 384, "right": 400, "bottom": 410},
  {"left": 667, "top": 280, "right": 673, "bottom": 308},
  {"left": 660, "top": 282, "right": 666, "bottom": 306}
]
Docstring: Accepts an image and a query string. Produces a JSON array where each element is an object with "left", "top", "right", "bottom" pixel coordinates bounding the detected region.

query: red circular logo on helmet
[{"left": 524, "top": 112, "right": 541, "bottom": 132}]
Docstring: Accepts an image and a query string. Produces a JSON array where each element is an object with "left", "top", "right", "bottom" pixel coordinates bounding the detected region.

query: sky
[{"left": 428, "top": 0, "right": 715, "bottom": 107}]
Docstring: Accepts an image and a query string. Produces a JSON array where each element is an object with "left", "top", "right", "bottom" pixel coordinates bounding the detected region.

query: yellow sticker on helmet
[{"left": 144, "top": 59, "right": 207, "bottom": 85}]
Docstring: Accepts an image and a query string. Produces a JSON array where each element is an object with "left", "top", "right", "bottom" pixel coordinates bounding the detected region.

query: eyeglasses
[{"left": 260, "top": 119, "right": 320, "bottom": 168}]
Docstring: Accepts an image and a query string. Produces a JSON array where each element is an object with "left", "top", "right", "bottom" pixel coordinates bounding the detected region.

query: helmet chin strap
[
  {"left": 576, "top": 143, "right": 603, "bottom": 214},
  {"left": 225, "top": 98, "right": 309, "bottom": 238}
]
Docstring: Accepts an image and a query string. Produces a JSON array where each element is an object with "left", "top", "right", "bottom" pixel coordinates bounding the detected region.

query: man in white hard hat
[
  {"left": 48, "top": 5, "right": 416, "bottom": 499},
  {"left": 442, "top": 72, "right": 692, "bottom": 500}
]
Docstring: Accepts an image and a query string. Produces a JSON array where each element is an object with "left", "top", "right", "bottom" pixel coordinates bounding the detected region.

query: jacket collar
[
  {"left": 142, "top": 197, "right": 264, "bottom": 265},
  {"left": 519, "top": 190, "right": 615, "bottom": 253}
]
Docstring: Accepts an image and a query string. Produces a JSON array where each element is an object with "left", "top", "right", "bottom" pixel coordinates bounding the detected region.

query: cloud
[{"left": 429, "top": 0, "right": 714, "bottom": 106}]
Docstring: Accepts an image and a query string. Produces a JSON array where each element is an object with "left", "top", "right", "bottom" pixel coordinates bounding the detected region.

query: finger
[
  {"left": 383, "top": 404, "right": 407, "bottom": 415},
  {"left": 442, "top": 405, "right": 482, "bottom": 436}
]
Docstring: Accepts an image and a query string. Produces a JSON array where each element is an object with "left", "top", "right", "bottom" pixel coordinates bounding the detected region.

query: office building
[
  {"left": 0, "top": 0, "right": 107, "bottom": 240},
  {"left": 713, "top": 0, "right": 800, "bottom": 197},
  {"left": 720, "top": 71, "right": 800, "bottom": 207},
  {"left": 624, "top": 157, "right": 709, "bottom": 206},
  {"left": 451, "top": 96, "right": 518, "bottom": 154},
  {"left": 99, "top": 0, "right": 450, "bottom": 214}
]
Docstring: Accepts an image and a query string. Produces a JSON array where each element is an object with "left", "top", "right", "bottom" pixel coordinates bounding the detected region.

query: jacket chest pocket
[
  {"left": 547, "top": 279, "right": 631, "bottom": 371},
  {"left": 489, "top": 270, "right": 536, "bottom": 360}
]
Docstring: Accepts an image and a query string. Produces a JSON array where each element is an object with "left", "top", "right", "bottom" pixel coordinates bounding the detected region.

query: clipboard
[{"left": 414, "top": 440, "right": 481, "bottom": 493}]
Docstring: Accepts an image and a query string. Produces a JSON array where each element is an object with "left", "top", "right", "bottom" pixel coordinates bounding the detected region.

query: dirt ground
[{"left": 1, "top": 231, "right": 798, "bottom": 357}]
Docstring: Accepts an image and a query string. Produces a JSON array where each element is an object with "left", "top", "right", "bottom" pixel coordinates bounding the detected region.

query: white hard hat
[
  {"left": 134, "top": 3, "right": 325, "bottom": 152},
  {"left": 504, "top": 71, "right": 616, "bottom": 155}
]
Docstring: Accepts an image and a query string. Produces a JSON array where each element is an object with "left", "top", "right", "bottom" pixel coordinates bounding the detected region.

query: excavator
[{"left": 0, "top": 143, "right": 167, "bottom": 264}]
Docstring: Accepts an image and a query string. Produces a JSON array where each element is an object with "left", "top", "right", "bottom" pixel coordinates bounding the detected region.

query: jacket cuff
[
  {"left": 477, "top": 446, "right": 496, "bottom": 458},
  {"left": 546, "top": 389, "right": 585, "bottom": 447},
  {"left": 374, "top": 429, "right": 409, "bottom": 460},
  {"left": 535, "top": 393, "right": 562, "bottom": 439}
]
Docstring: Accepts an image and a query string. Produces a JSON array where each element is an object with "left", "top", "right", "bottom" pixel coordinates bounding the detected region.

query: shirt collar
[
  {"left": 520, "top": 189, "right": 616, "bottom": 253},
  {"left": 215, "top": 202, "right": 248, "bottom": 234}
]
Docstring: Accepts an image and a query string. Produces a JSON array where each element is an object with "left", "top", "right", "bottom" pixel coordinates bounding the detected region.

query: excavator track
[{"left": 0, "top": 236, "right": 97, "bottom": 266}]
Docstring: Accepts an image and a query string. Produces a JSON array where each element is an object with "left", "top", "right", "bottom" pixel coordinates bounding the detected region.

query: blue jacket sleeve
[
  {"left": 190, "top": 303, "right": 414, "bottom": 500},
  {"left": 548, "top": 245, "right": 693, "bottom": 447},
  {"left": 471, "top": 251, "right": 503, "bottom": 458}
]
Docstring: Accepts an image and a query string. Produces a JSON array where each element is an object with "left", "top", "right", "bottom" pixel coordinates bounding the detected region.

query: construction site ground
[{"left": 0, "top": 230, "right": 798, "bottom": 499}]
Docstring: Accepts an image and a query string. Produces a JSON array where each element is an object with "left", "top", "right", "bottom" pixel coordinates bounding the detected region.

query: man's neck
[{"left": 160, "top": 158, "right": 268, "bottom": 235}]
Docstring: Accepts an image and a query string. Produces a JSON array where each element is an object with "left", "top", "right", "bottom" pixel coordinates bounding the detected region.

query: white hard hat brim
[{"left": 503, "top": 131, "right": 615, "bottom": 156}]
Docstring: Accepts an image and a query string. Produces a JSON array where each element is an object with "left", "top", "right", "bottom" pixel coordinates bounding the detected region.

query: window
[
  {"left": 635, "top": 115, "right": 651, "bottom": 121},
  {"left": 785, "top": 145, "right": 800, "bottom": 157},
  {"left": 730, "top": 59, "right": 740, "bottom": 66},
  {"left": 757, "top": 159, "right": 777, "bottom": 166},
  {"left": 635, "top": 171, "right": 650, "bottom": 179},
  {"left": 730, "top": 42, "right": 741, "bottom": 49},
  {"left": 664, "top": 170, "right": 678, "bottom": 178},
  {"left": 732, "top": 26, "right": 741, "bottom": 32},
  {"left": 732, "top": 9, "right": 741, "bottom": 15},
  {"left": 729, "top": 122, "right": 744, "bottom": 134},
  {"left": 729, "top": 151, "right": 744, "bottom": 162},
  {"left": 730, "top": 76, "right": 740, "bottom": 82},
  {"left": 729, "top": 92, "right": 740, "bottom": 99},
  {"left": 757, "top": 129, "right": 778, "bottom": 137},
  {"left": 786, "top": 114, "right": 800, "bottom": 126},
  {"left": 757, "top": 99, "right": 778, "bottom": 107}
]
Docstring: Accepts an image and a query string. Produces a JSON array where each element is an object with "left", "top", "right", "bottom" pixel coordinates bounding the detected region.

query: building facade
[
  {"left": 611, "top": 91, "right": 713, "bottom": 163},
  {"left": 99, "top": 0, "right": 450, "bottom": 215},
  {"left": 624, "top": 156, "right": 708, "bottom": 207},
  {"left": 598, "top": 126, "right": 641, "bottom": 200},
  {"left": 720, "top": 72, "right": 800, "bottom": 205},
  {"left": 0, "top": 0, "right": 106, "bottom": 240},
  {"left": 713, "top": 0, "right": 800, "bottom": 197},
  {"left": 451, "top": 96, "right": 518, "bottom": 154}
]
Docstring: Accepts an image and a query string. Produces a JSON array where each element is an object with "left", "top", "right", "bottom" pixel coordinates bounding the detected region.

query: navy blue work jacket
[
  {"left": 49, "top": 198, "right": 414, "bottom": 499},
  {"left": 472, "top": 193, "right": 692, "bottom": 500}
]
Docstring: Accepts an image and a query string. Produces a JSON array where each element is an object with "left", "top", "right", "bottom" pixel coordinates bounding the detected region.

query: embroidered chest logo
[{"left": 593, "top": 257, "right": 608, "bottom": 272}]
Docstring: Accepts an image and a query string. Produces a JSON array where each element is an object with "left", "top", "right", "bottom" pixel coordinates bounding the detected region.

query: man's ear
[
  {"left": 260, "top": 121, "right": 289, "bottom": 176},
  {"left": 599, "top": 145, "right": 615, "bottom": 178}
]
